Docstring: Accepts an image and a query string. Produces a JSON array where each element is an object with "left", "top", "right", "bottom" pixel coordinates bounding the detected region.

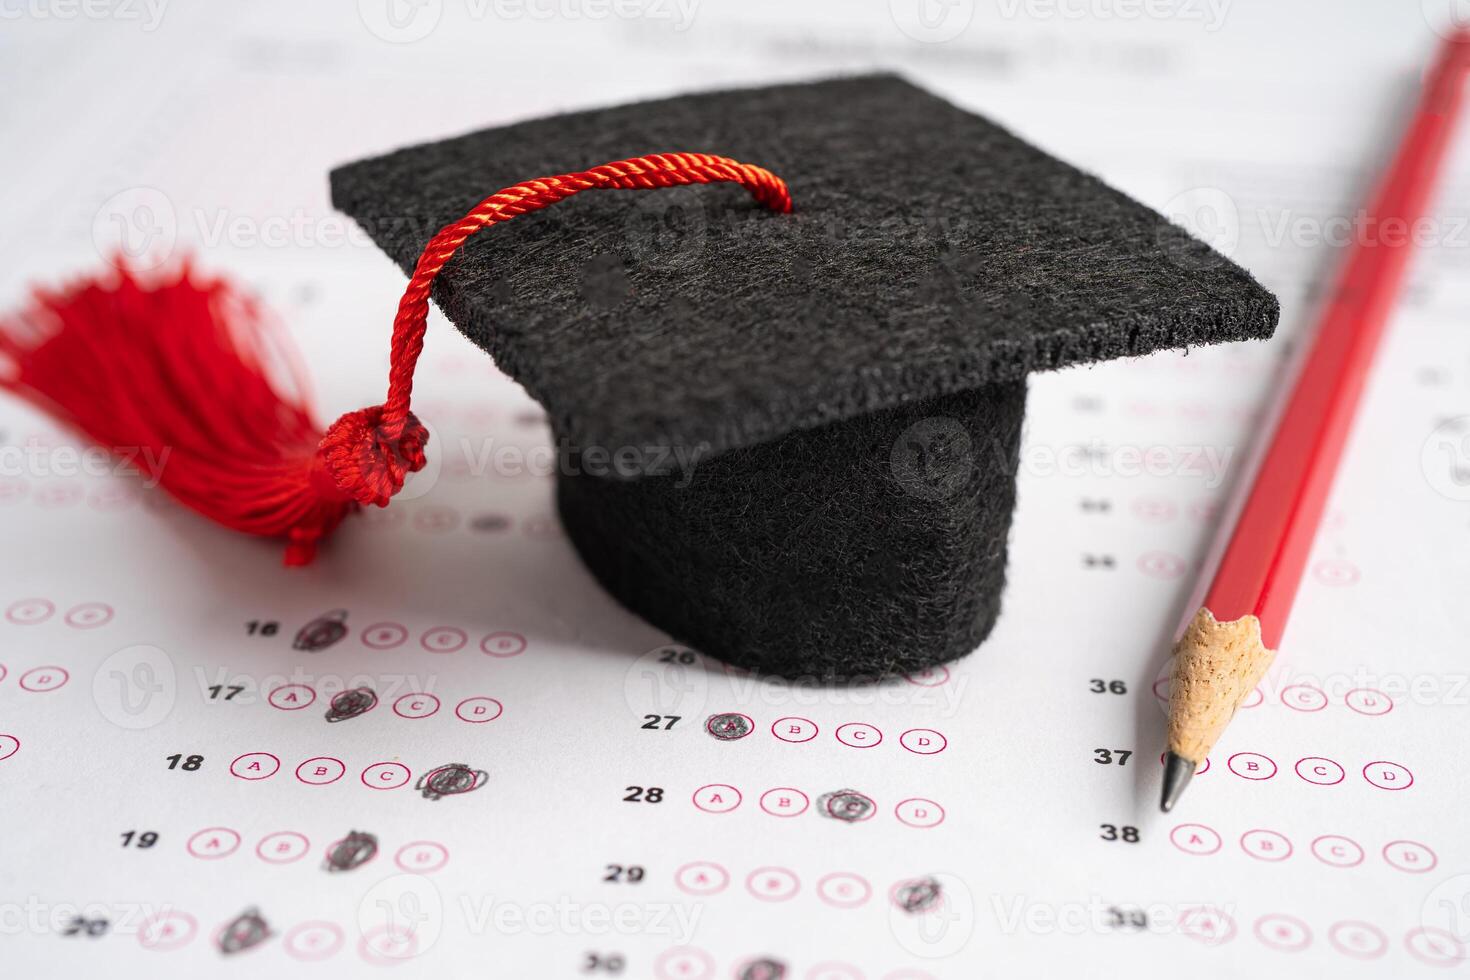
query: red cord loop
[
  {"left": 0, "top": 153, "right": 790, "bottom": 566},
  {"left": 318, "top": 151, "right": 792, "bottom": 512}
]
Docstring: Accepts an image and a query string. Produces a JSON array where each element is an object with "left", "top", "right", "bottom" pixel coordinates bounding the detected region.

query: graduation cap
[{"left": 0, "top": 74, "right": 1277, "bottom": 680}]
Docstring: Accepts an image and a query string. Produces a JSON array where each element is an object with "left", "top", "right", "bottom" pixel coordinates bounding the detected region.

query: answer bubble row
[
  {"left": 673, "top": 862, "right": 945, "bottom": 913},
  {"left": 228, "top": 754, "right": 489, "bottom": 792},
  {"left": 1157, "top": 751, "right": 1412, "bottom": 789},
  {"left": 3, "top": 597, "right": 114, "bottom": 628},
  {"left": 137, "top": 912, "right": 430, "bottom": 963},
  {"left": 762, "top": 716, "right": 946, "bottom": 753},
  {"left": 266, "top": 685, "right": 503, "bottom": 722},
  {"left": 1177, "top": 907, "right": 1463, "bottom": 964},
  {"left": 690, "top": 784, "right": 943, "bottom": 827},
  {"left": 1169, "top": 824, "right": 1436, "bottom": 871},
  {"left": 185, "top": 827, "right": 447, "bottom": 872},
  {"left": 356, "top": 623, "right": 527, "bottom": 657},
  {"left": 1151, "top": 679, "right": 1393, "bottom": 715},
  {"left": 655, "top": 948, "right": 933, "bottom": 980}
]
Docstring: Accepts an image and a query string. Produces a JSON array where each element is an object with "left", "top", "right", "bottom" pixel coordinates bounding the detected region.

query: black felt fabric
[
  {"left": 559, "top": 382, "right": 1025, "bottom": 678},
  {"left": 330, "top": 73, "right": 1277, "bottom": 465},
  {"left": 329, "top": 74, "right": 1280, "bottom": 678}
]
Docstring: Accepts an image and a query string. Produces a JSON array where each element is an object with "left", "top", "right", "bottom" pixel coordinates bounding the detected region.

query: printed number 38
[{"left": 1100, "top": 824, "right": 1141, "bottom": 843}]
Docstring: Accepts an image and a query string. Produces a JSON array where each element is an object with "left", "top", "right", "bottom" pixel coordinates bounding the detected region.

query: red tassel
[
  {"left": 0, "top": 153, "right": 790, "bottom": 564},
  {"left": 0, "top": 262, "right": 364, "bottom": 565}
]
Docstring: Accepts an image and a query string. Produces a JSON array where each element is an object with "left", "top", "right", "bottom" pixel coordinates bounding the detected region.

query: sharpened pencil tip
[{"left": 1160, "top": 752, "right": 1196, "bottom": 813}]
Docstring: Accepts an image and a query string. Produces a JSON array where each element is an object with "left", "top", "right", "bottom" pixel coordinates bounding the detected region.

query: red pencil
[{"left": 1162, "top": 30, "right": 1470, "bottom": 811}]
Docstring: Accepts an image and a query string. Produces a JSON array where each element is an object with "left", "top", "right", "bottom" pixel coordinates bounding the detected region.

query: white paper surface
[{"left": 2, "top": 3, "right": 1469, "bottom": 976}]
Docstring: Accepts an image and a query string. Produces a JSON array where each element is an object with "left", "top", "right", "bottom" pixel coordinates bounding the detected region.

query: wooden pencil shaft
[
  {"left": 1165, "top": 33, "right": 1470, "bottom": 778},
  {"left": 1202, "top": 35, "right": 1470, "bottom": 648}
]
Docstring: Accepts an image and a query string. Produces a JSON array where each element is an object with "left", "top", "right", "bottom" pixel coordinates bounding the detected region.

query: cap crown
[{"left": 332, "top": 74, "right": 1277, "bottom": 467}]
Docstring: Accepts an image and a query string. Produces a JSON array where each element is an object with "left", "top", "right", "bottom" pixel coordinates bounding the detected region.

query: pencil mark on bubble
[
  {"left": 470, "top": 513, "right": 511, "bottom": 532},
  {"left": 894, "top": 876, "right": 943, "bottom": 914},
  {"left": 323, "top": 831, "right": 377, "bottom": 872},
  {"left": 817, "top": 789, "right": 874, "bottom": 822},
  {"left": 416, "top": 762, "right": 487, "bottom": 800},
  {"left": 737, "top": 957, "right": 787, "bottom": 980},
  {"left": 705, "top": 712, "right": 752, "bottom": 740},
  {"left": 217, "top": 907, "right": 270, "bottom": 954},
  {"left": 294, "top": 609, "right": 348, "bottom": 652},
  {"left": 324, "top": 686, "right": 377, "bottom": 722}
]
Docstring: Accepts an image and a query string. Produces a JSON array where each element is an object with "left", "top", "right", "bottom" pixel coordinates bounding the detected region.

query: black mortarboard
[{"left": 329, "top": 74, "right": 1278, "bottom": 680}]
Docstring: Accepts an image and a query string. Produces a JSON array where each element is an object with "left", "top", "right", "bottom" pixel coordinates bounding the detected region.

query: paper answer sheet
[{"left": 3, "top": 3, "right": 1469, "bottom": 977}]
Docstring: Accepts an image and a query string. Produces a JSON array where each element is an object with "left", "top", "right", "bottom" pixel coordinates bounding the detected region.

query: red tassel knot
[{"left": 316, "top": 407, "right": 429, "bottom": 508}]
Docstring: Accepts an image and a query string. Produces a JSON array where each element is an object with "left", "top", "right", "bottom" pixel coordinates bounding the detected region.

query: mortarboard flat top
[
  {"left": 331, "top": 74, "right": 1277, "bottom": 469},
  {"left": 331, "top": 74, "right": 1278, "bottom": 679}
]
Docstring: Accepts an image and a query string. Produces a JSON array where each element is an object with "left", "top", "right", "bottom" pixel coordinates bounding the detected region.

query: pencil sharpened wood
[{"left": 1167, "top": 607, "right": 1275, "bottom": 765}]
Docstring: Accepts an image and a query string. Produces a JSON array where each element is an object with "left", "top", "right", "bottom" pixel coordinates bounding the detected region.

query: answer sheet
[{"left": 3, "top": 2, "right": 1468, "bottom": 976}]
